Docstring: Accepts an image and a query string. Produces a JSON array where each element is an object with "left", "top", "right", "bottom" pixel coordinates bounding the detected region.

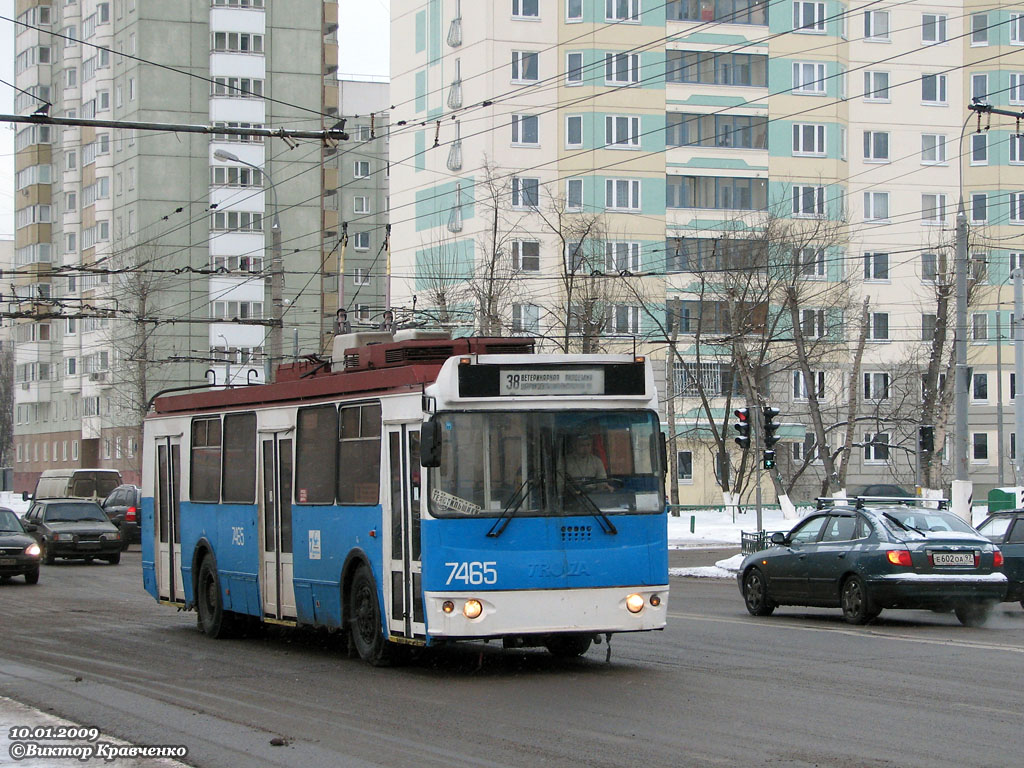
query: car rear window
[
  {"left": 43, "top": 503, "right": 108, "bottom": 522},
  {"left": 70, "top": 472, "right": 121, "bottom": 498},
  {"left": 882, "top": 509, "right": 977, "bottom": 535}
]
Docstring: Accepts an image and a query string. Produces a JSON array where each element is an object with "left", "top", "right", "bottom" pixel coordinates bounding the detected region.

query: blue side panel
[
  {"left": 290, "top": 504, "right": 384, "bottom": 627},
  {"left": 141, "top": 495, "right": 157, "bottom": 599},
  {"left": 420, "top": 514, "right": 668, "bottom": 592},
  {"left": 179, "top": 501, "right": 260, "bottom": 615}
]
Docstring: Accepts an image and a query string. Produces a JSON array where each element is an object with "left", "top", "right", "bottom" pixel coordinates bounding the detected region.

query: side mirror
[
  {"left": 22, "top": 491, "right": 30, "bottom": 502},
  {"left": 770, "top": 531, "right": 787, "bottom": 546},
  {"left": 420, "top": 418, "right": 442, "bottom": 468},
  {"left": 23, "top": 523, "right": 37, "bottom": 533},
  {"left": 658, "top": 432, "right": 668, "bottom": 476}
]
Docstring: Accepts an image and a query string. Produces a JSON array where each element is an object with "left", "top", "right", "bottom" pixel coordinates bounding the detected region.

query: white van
[{"left": 27, "top": 469, "right": 123, "bottom": 502}]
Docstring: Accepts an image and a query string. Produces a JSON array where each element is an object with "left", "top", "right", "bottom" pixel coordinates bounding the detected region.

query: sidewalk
[{"left": 0, "top": 697, "right": 192, "bottom": 768}]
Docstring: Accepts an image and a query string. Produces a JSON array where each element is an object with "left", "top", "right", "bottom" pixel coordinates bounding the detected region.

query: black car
[
  {"left": 853, "top": 484, "right": 911, "bottom": 498},
  {"left": 738, "top": 499, "right": 1006, "bottom": 626},
  {"left": 0, "top": 507, "right": 41, "bottom": 584},
  {"left": 21, "top": 499, "right": 123, "bottom": 565},
  {"left": 101, "top": 484, "right": 141, "bottom": 548},
  {"left": 976, "top": 509, "right": 1024, "bottom": 608}
]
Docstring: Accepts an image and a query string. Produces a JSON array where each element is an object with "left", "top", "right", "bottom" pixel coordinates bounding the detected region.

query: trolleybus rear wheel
[
  {"left": 544, "top": 633, "right": 593, "bottom": 658},
  {"left": 196, "top": 557, "right": 238, "bottom": 639},
  {"left": 349, "top": 565, "right": 392, "bottom": 666}
]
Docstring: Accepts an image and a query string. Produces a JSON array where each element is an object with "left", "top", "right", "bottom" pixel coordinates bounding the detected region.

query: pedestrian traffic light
[
  {"left": 733, "top": 408, "right": 751, "bottom": 450},
  {"left": 918, "top": 424, "right": 935, "bottom": 453},
  {"left": 762, "top": 406, "right": 780, "bottom": 449},
  {"left": 762, "top": 449, "right": 776, "bottom": 470}
]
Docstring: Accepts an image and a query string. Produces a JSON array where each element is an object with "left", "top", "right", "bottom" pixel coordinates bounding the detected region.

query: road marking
[{"left": 668, "top": 610, "right": 1024, "bottom": 654}]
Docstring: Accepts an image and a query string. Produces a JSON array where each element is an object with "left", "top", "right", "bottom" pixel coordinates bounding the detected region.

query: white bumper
[{"left": 423, "top": 585, "right": 669, "bottom": 638}]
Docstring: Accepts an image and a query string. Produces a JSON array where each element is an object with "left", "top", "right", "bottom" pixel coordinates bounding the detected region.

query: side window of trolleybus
[{"left": 429, "top": 410, "right": 663, "bottom": 518}]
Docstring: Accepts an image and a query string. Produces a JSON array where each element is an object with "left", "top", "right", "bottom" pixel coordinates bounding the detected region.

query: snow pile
[{"left": 670, "top": 553, "right": 745, "bottom": 580}]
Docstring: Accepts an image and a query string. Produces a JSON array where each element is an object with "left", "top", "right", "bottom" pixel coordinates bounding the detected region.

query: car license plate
[
  {"left": 932, "top": 551, "right": 975, "bottom": 566},
  {"left": 0, "top": 558, "right": 15, "bottom": 566},
  {"left": 78, "top": 541, "right": 101, "bottom": 549}
]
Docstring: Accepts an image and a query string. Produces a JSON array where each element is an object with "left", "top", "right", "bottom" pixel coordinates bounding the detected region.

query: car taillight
[
  {"left": 886, "top": 550, "right": 913, "bottom": 567},
  {"left": 126, "top": 506, "right": 137, "bottom": 522},
  {"left": 994, "top": 550, "right": 1004, "bottom": 568}
]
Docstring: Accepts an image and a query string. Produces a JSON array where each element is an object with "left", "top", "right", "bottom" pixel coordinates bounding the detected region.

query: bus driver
[{"left": 564, "top": 435, "right": 613, "bottom": 492}]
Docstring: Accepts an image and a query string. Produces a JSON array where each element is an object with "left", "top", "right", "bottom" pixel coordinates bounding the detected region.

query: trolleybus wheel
[
  {"left": 544, "top": 633, "right": 593, "bottom": 658},
  {"left": 349, "top": 565, "right": 392, "bottom": 666},
  {"left": 196, "top": 557, "right": 238, "bottom": 639}
]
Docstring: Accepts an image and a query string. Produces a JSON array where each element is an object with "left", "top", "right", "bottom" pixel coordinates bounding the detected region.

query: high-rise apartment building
[
  {"left": 389, "top": 1, "right": 1024, "bottom": 502},
  {"left": 9, "top": 0, "right": 339, "bottom": 491}
]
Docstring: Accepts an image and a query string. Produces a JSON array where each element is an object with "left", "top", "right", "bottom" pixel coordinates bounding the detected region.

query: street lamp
[
  {"left": 217, "top": 332, "right": 230, "bottom": 388},
  {"left": 212, "top": 149, "right": 283, "bottom": 381}
]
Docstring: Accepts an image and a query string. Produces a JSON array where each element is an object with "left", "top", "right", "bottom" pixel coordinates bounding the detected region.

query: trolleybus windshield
[{"left": 428, "top": 410, "right": 663, "bottom": 518}]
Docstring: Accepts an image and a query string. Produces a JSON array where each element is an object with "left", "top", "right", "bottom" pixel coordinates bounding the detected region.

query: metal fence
[{"left": 740, "top": 530, "right": 786, "bottom": 554}]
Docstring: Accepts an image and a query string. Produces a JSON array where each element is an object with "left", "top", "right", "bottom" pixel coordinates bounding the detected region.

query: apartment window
[
  {"left": 212, "top": 77, "right": 264, "bottom": 98},
  {"left": 567, "top": 178, "right": 583, "bottom": 210},
  {"left": 606, "top": 241, "right": 640, "bottom": 272},
  {"left": 353, "top": 196, "right": 370, "bottom": 214},
  {"left": 973, "top": 313, "right": 989, "bottom": 341},
  {"left": 567, "top": 0, "right": 583, "bottom": 22},
  {"left": 792, "top": 370, "right": 826, "bottom": 400},
  {"left": 864, "top": 251, "right": 889, "bottom": 280},
  {"left": 666, "top": 51, "right": 766, "bottom": 87},
  {"left": 971, "top": 193, "right": 988, "bottom": 223},
  {"left": 972, "top": 74, "right": 989, "bottom": 103},
  {"left": 64, "top": 67, "right": 77, "bottom": 89},
  {"left": 353, "top": 231, "right": 370, "bottom": 250},
  {"left": 922, "top": 14, "right": 947, "bottom": 44},
  {"left": 566, "top": 115, "right": 583, "bottom": 148},
  {"left": 793, "top": 1, "right": 825, "bottom": 33},
  {"left": 972, "top": 14, "right": 989, "bottom": 45},
  {"left": 605, "top": 115, "right": 640, "bottom": 148},
  {"left": 606, "top": 178, "right": 641, "bottom": 210},
  {"left": 864, "top": 10, "right": 889, "bottom": 40},
  {"left": 971, "top": 133, "right": 988, "bottom": 165},
  {"left": 512, "top": 176, "right": 540, "bottom": 208},
  {"left": 677, "top": 451, "right": 693, "bottom": 483},
  {"left": 792, "top": 123, "right": 826, "bottom": 156},
  {"left": 609, "top": 305, "right": 640, "bottom": 334},
  {"left": 211, "top": 32, "right": 264, "bottom": 53},
  {"left": 512, "top": 240, "right": 540, "bottom": 272},
  {"left": 512, "top": 114, "right": 539, "bottom": 145},
  {"left": 869, "top": 312, "right": 889, "bottom": 341},
  {"left": 863, "top": 192, "right": 889, "bottom": 222},
  {"left": 797, "top": 247, "right": 825, "bottom": 277},
  {"left": 666, "top": 176, "right": 767, "bottom": 210},
  {"left": 512, "top": 51, "right": 538, "bottom": 82},
  {"left": 668, "top": 113, "right": 767, "bottom": 149},
  {"left": 352, "top": 268, "right": 371, "bottom": 285},
  {"left": 512, "top": 0, "right": 539, "bottom": 18},
  {"left": 864, "top": 432, "right": 890, "bottom": 463},
  {"left": 212, "top": 301, "right": 264, "bottom": 320},
  {"left": 566, "top": 52, "right": 583, "bottom": 84},
  {"left": 863, "top": 131, "right": 889, "bottom": 162},
  {"left": 1012, "top": 13, "right": 1024, "bottom": 45},
  {"left": 511, "top": 304, "right": 540, "bottom": 334},
  {"left": 1010, "top": 73, "right": 1024, "bottom": 105},
  {"left": 353, "top": 161, "right": 369, "bottom": 178},
  {"left": 606, "top": 52, "right": 640, "bottom": 85},
  {"left": 801, "top": 309, "right": 826, "bottom": 339},
  {"left": 973, "top": 433, "right": 989, "bottom": 462},
  {"left": 922, "top": 194, "right": 946, "bottom": 224},
  {"left": 792, "top": 62, "right": 826, "bottom": 94},
  {"left": 863, "top": 71, "right": 889, "bottom": 101},
  {"left": 792, "top": 185, "right": 825, "bottom": 217},
  {"left": 605, "top": 0, "right": 639, "bottom": 21},
  {"left": 922, "top": 313, "right": 937, "bottom": 342},
  {"left": 973, "top": 373, "right": 989, "bottom": 402},
  {"left": 864, "top": 373, "right": 890, "bottom": 402},
  {"left": 921, "top": 134, "right": 946, "bottom": 164},
  {"left": 922, "top": 74, "right": 947, "bottom": 104},
  {"left": 210, "top": 211, "right": 263, "bottom": 231},
  {"left": 922, "top": 252, "right": 938, "bottom": 282}
]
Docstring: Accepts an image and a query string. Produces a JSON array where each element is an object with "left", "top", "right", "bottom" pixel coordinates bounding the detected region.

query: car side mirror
[
  {"left": 770, "top": 532, "right": 787, "bottom": 546},
  {"left": 23, "top": 523, "right": 37, "bottom": 532},
  {"left": 22, "top": 491, "right": 30, "bottom": 502},
  {"left": 420, "top": 418, "right": 441, "bottom": 468}
]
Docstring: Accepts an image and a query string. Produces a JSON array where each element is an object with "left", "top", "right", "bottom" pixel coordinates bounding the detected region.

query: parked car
[
  {"left": 101, "top": 485, "right": 141, "bottom": 549},
  {"left": 976, "top": 509, "right": 1024, "bottom": 608},
  {"left": 21, "top": 499, "right": 123, "bottom": 565},
  {"left": 26, "top": 468, "right": 123, "bottom": 502},
  {"left": 738, "top": 500, "right": 1006, "bottom": 626},
  {"left": 853, "top": 484, "right": 911, "bottom": 498},
  {"left": 0, "top": 507, "right": 41, "bottom": 584}
]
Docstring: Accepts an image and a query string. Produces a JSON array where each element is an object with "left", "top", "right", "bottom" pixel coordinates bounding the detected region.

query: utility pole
[
  {"left": 1015, "top": 267, "right": 1024, "bottom": 482},
  {"left": 997, "top": 298, "right": 1005, "bottom": 486},
  {"left": 952, "top": 202, "right": 972, "bottom": 521}
]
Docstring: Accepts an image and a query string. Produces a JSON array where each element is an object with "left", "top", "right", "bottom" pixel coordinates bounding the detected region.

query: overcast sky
[{"left": 0, "top": 1, "right": 390, "bottom": 238}]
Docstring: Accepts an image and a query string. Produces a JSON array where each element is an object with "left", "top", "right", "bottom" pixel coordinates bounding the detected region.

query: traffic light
[
  {"left": 918, "top": 425, "right": 935, "bottom": 454},
  {"left": 733, "top": 408, "right": 751, "bottom": 450},
  {"left": 762, "top": 406, "right": 781, "bottom": 449},
  {"left": 762, "top": 449, "right": 776, "bottom": 470}
]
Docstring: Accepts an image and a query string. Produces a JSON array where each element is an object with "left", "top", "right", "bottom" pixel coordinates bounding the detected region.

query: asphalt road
[{"left": 1, "top": 549, "right": 1023, "bottom": 768}]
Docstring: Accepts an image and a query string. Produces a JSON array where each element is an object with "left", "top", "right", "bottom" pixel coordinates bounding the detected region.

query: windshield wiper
[
  {"left": 46, "top": 518, "right": 71, "bottom": 523},
  {"left": 487, "top": 478, "right": 534, "bottom": 538},
  {"left": 883, "top": 512, "right": 925, "bottom": 535},
  {"left": 563, "top": 474, "right": 618, "bottom": 535}
]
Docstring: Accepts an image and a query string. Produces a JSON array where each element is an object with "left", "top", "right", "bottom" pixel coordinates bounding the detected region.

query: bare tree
[{"left": 0, "top": 341, "right": 13, "bottom": 470}]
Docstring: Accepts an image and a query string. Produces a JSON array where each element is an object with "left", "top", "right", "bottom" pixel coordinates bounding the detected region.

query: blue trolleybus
[{"left": 141, "top": 332, "right": 669, "bottom": 663}]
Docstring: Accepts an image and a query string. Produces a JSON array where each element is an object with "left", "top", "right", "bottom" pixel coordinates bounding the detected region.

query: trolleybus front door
[
  {"left": 154, "top": 437, "right": 185, "bottom": 604},
  {"left": 387, "top": 426, "right": 424, "bottom": 640},
  {"left": 260, "top": 435, "right": 296, "bottom": 621}
]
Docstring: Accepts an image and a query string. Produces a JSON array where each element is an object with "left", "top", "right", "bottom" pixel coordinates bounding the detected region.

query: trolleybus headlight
[
  {"left": 649, "top": 594, "right": 662, "bottom": 608},
  {"left": 463, "top": 599, "right": 483, "bottom": 619},
  {"left": 625, "top": 594, "right": 645, "bottom": 614},
  {"left": 442, "top": 600, "right": 455, "bottom": 614}
]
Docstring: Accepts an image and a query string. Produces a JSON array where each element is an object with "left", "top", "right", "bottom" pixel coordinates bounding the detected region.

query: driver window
[
  {"left": 791, "top": 515, "right": 827, "bottom": 544},
  {"left": 1009, "top": 520, "right": 1024, "bottom": 544}
]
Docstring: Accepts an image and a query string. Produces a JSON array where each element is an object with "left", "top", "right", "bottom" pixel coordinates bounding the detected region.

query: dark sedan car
[
  {"left": 976, "top": 509, "right": 1024, "bottom": 608},
  {"left": 21, "top": 499, "right": 123, "bottom": 565},
  {"left": 101, "top": 484, "right": 141, "bottom": 549},
  {"left": 0, "top": 507, "right": 41, "bottom": 584},
  {"left": 738, "top": 500, "right": 1006, "bottom": 626}
]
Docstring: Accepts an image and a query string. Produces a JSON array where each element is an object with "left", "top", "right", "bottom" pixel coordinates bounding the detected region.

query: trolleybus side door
[
  {"left": 260, "top": 432, "right": 296, "bottom": 621},
  {"left": 154, "top": 436, "right": 185, "bottom": 604},
  {"left": 387, "top": 425, "right": 424, "bottom": 640}
]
